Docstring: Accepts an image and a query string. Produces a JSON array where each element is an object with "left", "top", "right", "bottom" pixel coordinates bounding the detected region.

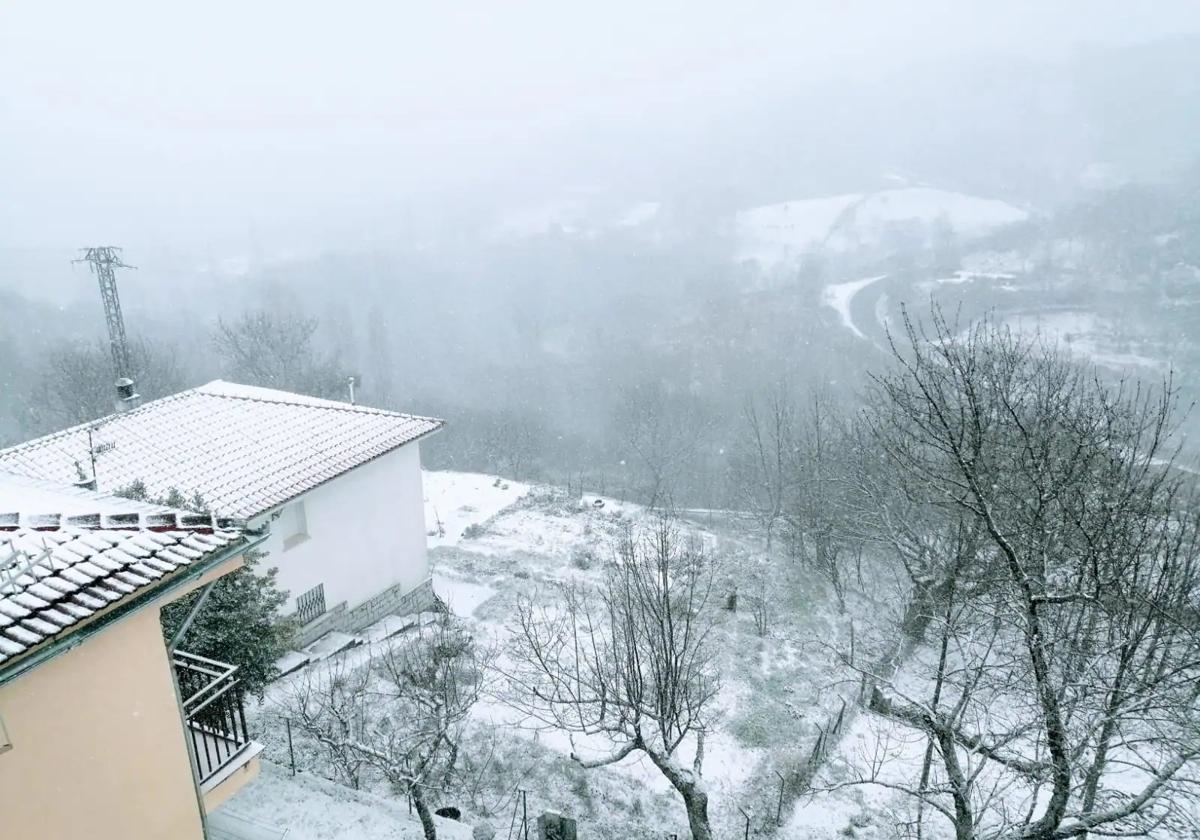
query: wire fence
[{"left": 758, "top": 696, "right": 851, "bottom": 831}]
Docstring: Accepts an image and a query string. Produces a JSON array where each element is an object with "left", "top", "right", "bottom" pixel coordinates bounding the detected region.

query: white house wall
[{"left": 253, "top": 442, "right": 430, "bottom": 615}]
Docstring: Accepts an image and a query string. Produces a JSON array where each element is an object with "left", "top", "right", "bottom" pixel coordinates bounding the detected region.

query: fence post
[
  {"left": 285, "top": 717, "right": 296, "bottom": 776},
  {"left": 774, "top": 769, "right": 786, "bottom": 825},
  {"left": 521, "top": 789, "right": 529, "bottom": 840}
]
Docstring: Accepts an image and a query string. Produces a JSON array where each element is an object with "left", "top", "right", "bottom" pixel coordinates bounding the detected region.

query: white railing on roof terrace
[{"left": 0, "top": 544, "right": 53, "bottom": 598}]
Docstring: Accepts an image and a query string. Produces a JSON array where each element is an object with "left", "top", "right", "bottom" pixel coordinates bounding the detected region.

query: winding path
[{"left": 821, "top": 275, "right": 886, "bottom": 339}]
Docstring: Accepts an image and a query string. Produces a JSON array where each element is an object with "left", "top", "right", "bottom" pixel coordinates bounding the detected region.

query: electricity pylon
[{"left": 75, "top": 246, "right": 135, "bottom": 382}]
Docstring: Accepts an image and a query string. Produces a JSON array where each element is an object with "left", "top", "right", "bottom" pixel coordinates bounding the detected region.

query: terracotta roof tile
[{"left": 0, "top": 476, "right": 246, "bottom": 670}]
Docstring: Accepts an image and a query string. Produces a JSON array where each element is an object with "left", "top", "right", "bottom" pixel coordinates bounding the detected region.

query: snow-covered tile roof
[
  {"left": 0, "top": 474, "right": 246, "bottom": 670},
  {"left": 0, "top": 471, "right": 175, "bottom": 518},
  {"left": 0, "top": 381, "right": 445, "bottom": 520}
]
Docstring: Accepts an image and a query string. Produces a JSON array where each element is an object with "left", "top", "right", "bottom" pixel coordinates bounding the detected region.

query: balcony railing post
[{"left": 236, "top": 684, "right": 248, "bottom": 744}]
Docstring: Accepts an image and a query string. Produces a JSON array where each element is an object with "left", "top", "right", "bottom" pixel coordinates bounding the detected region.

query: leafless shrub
[
  {"left": 277, "top": 615, "right": 481, "bottom": 840},
  {"left": 503, "top": 515, "right": 721, "bottom": 840}
]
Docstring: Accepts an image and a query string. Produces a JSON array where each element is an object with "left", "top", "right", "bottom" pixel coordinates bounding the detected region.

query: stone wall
[
  {"left": 290, "top": 578, "right": 437, "bottom": 648},
  {"left": 345, "top": 577, "right": 437, "bottom": 631}
]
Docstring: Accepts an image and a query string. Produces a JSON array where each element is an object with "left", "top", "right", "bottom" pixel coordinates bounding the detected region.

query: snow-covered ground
[
  {"left": 1002, "top": 310, "right": 1166, "bottom": 371},
  {"left": 842, "top": 188, "right": 1027, "bottom": 244},
  {"left": 737, "top": 188, "right": 1028, "bottom": 266},
  {"left": 736, "top": 194, "right": 861, "bottom": 264},
  {"left": 248, "top": 470, "right": 890, "bottom": 839},
  {"left": 423, "top": 470, "right": 530, "bottom": 548},
  {"left": 785, "top": 712, "right": 931, "bottom": 840},
  {"left": 432, "top": 571, "right": 496, "bottom": 617},
  {"left": 914, "top": 268, "right": 1019, "bottom": 294},
  {"left": 214, "top": 762, "right": 474, "bottom": 840},
  {"left": 420, "top": 479, "right": 876, "bottom": 836}
]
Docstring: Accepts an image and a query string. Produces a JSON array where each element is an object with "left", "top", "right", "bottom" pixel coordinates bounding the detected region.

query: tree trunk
[
  {"left": 679, "top": 783, "right": 712, "bottom": 840},
  {"left": 934, "top": 727, "right": 975, "bottom": 840},
  {"left": 643, "top": 749, "right": 713, "bottom": 840},
  {"left": 899, "top": 579, "right": 940, "bottom": 648},
  {"left": 411, "top": 783, "right": 438, "bottom": 840}
]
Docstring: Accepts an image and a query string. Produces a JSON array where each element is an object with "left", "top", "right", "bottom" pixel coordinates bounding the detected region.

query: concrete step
[
  {"left": 207, "top": 807, "right": 288, "bottom": 840},
  {"left": 301, "top": 631, "right": 359, "bottom": 661}
]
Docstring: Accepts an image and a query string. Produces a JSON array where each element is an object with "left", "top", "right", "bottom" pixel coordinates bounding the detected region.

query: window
[
  {"left": 295, "top": 583, "right": 327, "bottom": 625},
  {"left": 277, "top": 501, "right": 309, "bottom": 551}
]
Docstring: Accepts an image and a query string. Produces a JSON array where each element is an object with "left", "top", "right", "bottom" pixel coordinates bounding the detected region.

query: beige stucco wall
[{"left": 0, "top": 555, "right": 245, "bottom": 840}]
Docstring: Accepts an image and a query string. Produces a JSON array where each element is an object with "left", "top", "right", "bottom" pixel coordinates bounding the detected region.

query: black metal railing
[
  {"left": 173, "top": 650, "right": 251, "bottom": 786},
  {"left": 295, "top": 583, "right": 327, "bottom": 625}
]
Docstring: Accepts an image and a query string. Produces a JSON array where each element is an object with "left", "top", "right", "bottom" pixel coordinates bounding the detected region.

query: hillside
[{"left": 735, "top": 188, "right": 1029, "bottom": 266}]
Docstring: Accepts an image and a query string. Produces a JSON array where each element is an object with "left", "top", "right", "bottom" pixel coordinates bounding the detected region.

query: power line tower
[
  {"left": 75, "top": 246, "right": 134, "bottom": 380},
  {"left": 75, "top": 246, "right": 140, "bottom": 411}
]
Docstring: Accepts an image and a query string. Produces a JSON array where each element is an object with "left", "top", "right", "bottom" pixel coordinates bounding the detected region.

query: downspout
[
  {"left": 172, "top": 533, "right": 269, "bottom": 839},
  {"left": 170, "top": 578, "right": 220, "bottom": 839},
  {"left": 170, "top": 640, "right": 212, "bottom": 840},
  {"left": 168, "top": 580, "right": 218, "bottom": 652}
]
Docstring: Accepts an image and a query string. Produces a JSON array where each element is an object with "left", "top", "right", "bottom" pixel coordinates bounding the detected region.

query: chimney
[{"left": 114, "top": 377, "right": 141, "bottom": 413}]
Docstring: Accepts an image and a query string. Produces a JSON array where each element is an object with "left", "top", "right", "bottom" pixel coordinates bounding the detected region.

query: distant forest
[{"left": 3, "top": 168, "right": 1200, "bottom": 510}]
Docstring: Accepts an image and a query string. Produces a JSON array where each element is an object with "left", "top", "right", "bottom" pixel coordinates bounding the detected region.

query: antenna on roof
[
  {"left": 347, "top": 375, "right": 357, "bottom": 406},
  {"left": 73, "top": 246, "right": 141, "bottom": 413}
]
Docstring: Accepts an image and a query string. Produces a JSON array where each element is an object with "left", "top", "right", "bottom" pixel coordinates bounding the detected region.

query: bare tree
[
  {"left": 733, "top": 384, "right": 797, "bottom": 549},
  {"left": 279, "top": 616, "right": 481, "bottom": 840},
  {"left": 782, "top": 390, "right": 861, "bottom": 611},
  {"left": 282, "top": 656, "right": 371, "bottom": 790},
  {"left": 505, "top": 517, "right": 721, "bottom": 840},
  {"left": 25, "top": 337, "right": 187, "bottom": 429},
  {"left": 212, "top": 310, "right": 345, "bottom": 398},
  {"left": 615, "top": 382, "right": 709, "bottom": 509},
  {"left": 849, "top": 307, "right": 1200, "bottom": 840},
  {"left": 849, "top": 411, "right": 990, "bottom": 649}
]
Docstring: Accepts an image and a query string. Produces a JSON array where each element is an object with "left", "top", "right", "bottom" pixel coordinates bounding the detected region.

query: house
[
  {"left": 0, "top": 380, "right": 445, "bottom": 646},
  {"left": 0, "top": 471, "right": 265, "bottom": 838}
]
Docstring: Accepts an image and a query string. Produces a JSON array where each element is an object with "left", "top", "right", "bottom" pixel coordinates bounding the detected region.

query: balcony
[{"left": 173, "top": 650, "right": 262, "bottom": 803}]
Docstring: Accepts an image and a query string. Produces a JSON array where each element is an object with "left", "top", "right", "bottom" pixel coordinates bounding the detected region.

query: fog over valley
[{"left": 3, "top": 4, "right": 1200, "bottom": 840}]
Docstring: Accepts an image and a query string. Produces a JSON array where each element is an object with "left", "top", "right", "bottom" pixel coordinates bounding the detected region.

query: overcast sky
[{"left": 3, "top": 1, "right": 1200, "bottom": 256}]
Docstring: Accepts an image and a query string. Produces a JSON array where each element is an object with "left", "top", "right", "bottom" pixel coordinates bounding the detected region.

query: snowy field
[
  {"left": 736, "top": 188, "right": 1028, "bottom": 266},
  {"left": 423, "top": 470, "right": 530, "bottom": 549},
  {"left": 212, "top": 762, "right": 474, "bottom": 840}
]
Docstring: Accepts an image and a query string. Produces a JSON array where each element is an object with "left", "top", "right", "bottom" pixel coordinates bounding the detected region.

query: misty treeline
[
  {"left": 0, "top": 221, "right": 857, "bottom": 506},
  {"left": 727, "top": 310, "right": 1200, "bottom": 838},
  {"left": 3, "top": 166, "right": 1200, "bottom": 514}
]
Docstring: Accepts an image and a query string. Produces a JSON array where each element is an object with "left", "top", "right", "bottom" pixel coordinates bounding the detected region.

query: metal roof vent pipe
[{"left": 115, "top": 377, "right": 141, "bottom": 413}]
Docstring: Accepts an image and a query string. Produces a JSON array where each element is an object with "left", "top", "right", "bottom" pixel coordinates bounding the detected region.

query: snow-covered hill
[{"left": 736, "top": 187, "right": 1029, "bottom": 265}]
